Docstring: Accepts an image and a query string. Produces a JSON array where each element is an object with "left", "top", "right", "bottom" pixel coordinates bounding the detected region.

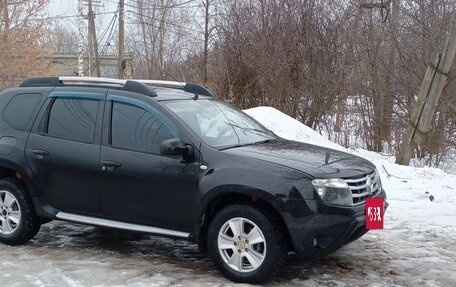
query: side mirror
[{"left": 160, "top": 138, "right": 189, "bottom": 156}]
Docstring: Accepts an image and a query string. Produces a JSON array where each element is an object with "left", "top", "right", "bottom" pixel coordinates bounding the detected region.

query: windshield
[{"left": 163, "top": 100, "right": 276, "bottom": 148}]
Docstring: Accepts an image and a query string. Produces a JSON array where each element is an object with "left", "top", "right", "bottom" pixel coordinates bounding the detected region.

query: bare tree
[
  {"left": 0, "top": 0, "right": 53, "bottom": 89},
  {"left": 119, "top": 0, "right": 456, "bottom": 170},
  {"left": 127, "top": 0, "right": 194, "bottom": 79},
  {"left": 51, "top": 25, "right": 79, "bottom": 54}
]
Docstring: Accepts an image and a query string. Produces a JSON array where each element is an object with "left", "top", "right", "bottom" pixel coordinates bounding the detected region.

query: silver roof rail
[
  {"left": 136, "top": 79, "right": 186, "bottom": 88},
  {"left": 138, "top": 80, "right": 214, "bottom": 97},
  {"left": 59, "top": 77, "right": 187, "bottom": 89},
  {"left": 59, "top": 77, "right": 156, "bottom": 96},
  {"left": 20, "top": 77, "right": 214, "bottom": 97},
  {"left": 59, "top": 76, "right": 127, "bottom": 87}
]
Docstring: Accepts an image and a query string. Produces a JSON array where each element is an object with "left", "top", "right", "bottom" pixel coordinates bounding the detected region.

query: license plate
[{"left": 366, "top": 197, "right": 384, "bottom": 229}]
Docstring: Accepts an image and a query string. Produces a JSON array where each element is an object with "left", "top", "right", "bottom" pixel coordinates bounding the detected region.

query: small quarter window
[
  {"left": 2, "top": 93, "right": 42, "bottom": 130},
  {"left": 47, "top": 98, "right": 99, "bottom": 143}
]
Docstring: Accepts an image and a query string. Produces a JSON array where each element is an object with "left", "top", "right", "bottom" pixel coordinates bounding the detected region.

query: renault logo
[{"left": 366, "top": 177, "right": 373, "bottom": 194}]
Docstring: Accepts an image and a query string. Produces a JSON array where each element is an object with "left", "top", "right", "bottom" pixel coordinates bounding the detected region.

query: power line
[
  {"left": 126, "top": 9, "right": 202, "bottom": 34},
  {"left": 124, "top": 1, "right": 201, "bottom": 10},
  {"left": 97, "top": 13, "right": 118, "bottom": 44},
  {"left": 124, "top": 14, "right": 203, "bottom": 41},
  {"left": 0, "top": 11, "right": 118, "bottom": 23}
]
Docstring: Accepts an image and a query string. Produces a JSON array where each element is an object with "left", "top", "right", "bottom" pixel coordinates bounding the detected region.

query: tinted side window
[
  {"left": 2, "top": 93, "right": 42, "bottom": 130},
  {"left": 47, "top": 98, "right": 99, "bottom": 143},
  {"left": 111, "top": 102, "right": 174, "bottom": 153}
]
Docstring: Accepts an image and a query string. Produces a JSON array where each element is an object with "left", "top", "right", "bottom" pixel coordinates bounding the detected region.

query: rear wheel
[
  {"left": 207, "top": 204, "right": 286, "bottom": 283},
  {"left": 0, "top": 179, "right": 41, "bottom": 245}
]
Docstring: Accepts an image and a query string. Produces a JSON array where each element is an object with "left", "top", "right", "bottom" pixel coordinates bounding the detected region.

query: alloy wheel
[
  {"left": 0, "top": 190, "right": 21, "bottom": 235},
  {"left": 217, "top": 217, "right": 267, "bottom": 273}
]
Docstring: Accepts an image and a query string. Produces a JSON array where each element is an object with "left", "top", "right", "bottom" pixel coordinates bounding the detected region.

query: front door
[
  {"left": 25, "top": 88, "right": 106, "bottom": 216},
  {"left": 100, "top": 96, "right": 199, "bottom": 231}
]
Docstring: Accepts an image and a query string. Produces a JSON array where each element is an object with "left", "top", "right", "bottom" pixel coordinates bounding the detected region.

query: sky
[
  {"left": 49, "top": 0, "right": 75, "bottom": 16},
  {"left": 48, "top": 0, "right": 120, "bottom": 58},
  {"left": 48, "top": 0, "right": 117, "bottom": 31}
]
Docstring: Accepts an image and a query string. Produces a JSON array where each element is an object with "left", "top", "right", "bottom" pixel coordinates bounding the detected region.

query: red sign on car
[{"left": 366, "top": 198, "right": 384, "bottom": 229}]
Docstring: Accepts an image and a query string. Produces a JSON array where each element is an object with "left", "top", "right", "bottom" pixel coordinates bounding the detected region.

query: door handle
[
  {"left": 32, "top": 149, "right": 49, "bottom": 158},
  {"left": 101, "top": 160, "right": 121, "bottom": 171}
]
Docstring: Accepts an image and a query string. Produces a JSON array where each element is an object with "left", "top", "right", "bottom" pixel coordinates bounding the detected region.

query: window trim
[
  {"left": 108, "top": 99, "right": 180, "bottom": 155},
  {"left": 49, "top": 91, "right": 106, "bottom": 100}
]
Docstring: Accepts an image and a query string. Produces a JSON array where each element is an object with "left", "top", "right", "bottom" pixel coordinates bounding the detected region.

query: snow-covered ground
[
  {"left": 1, "top": 107, "right": 455, "bottom": 286},
  {"left": 246, "top": 107, "right": 456, "bottom": 286}
]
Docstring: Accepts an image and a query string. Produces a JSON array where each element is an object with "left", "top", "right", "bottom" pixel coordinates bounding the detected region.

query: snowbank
[
  {"left": 245, "top": 107, "right": 456, "bottom": 224},
  {"left": 245, "top": 107, "right": 456, "bottom": 226},
  {"left": 245, "top": 106, "right": 346, "bottom": 151},
  {"left": 246, "top": 106, "right": 456, "bottom": 285}
]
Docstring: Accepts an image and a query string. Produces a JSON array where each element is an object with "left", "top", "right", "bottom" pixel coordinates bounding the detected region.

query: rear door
[{"left": 25, "top": 87, "right": 106, "bottom": 216}]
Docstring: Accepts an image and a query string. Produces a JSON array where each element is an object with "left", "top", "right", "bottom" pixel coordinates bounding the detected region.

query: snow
[
  {"left": 247, "top": 106, "right": 346, "bottom": 151},
  {"left": 245, "top": 106, "right": 456, "bottom": 286},
  {"left": 1, "top": 106, "right": 455, "bottom": 286}
]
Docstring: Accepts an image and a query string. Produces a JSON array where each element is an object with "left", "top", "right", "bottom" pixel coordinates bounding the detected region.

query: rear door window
[{"left": 46, "top": 98, "right": 100, "bottom": 143}]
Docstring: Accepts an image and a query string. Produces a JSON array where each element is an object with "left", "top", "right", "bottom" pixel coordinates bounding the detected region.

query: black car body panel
[{"left": 223, "top": 139, "right": 375, "bottom": 179}]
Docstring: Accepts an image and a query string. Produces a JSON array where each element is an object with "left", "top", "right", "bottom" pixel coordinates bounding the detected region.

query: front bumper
[{"left": 275, "top": 189, "right": 388, "bottom": 258}]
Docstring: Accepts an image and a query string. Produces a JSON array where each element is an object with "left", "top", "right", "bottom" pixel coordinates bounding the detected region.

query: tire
[
  {"left": 0, "top": 178, "right": 41, "bottom": 245},
  {"left": 207, "top": 204, "right": 286, "bottom": 283}
]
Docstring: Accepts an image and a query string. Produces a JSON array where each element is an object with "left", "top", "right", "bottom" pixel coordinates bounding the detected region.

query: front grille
[{"left": 343, "top": 170, "right": 381, "bottom": 205}]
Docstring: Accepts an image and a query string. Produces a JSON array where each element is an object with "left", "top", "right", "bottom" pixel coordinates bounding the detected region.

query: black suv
[{"left": 0, "top": 77, "right": 386, "bottom": 283}]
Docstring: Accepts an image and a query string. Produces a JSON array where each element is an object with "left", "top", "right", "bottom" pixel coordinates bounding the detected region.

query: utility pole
[
  {"left": 77, "top": 0, "right": 85, "bottom": 77},
  {"left": 1, "top": 0, "right": 10, "bottom": 38},
  {"left": 87, "top": 0, "right": 101, "bottom": 77},
  {"left": 87, "top": 2, "right": 92, "bottom": 76},
  {"left": 158, "top": 0, "right": 166, "bottom": 79},
  {"left": 117, "top": 0, "right": 125, "bottom": 79},
  {"left": 1, "top": 0, "right": 10, "bottom": 63},
  {"left": 396, "top": 17, "right": 456, "bottom": 165},
  {"left": 203, "top": 0, "right": 210, "bottom": 84}
]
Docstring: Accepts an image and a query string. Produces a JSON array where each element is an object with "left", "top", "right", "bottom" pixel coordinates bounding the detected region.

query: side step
[{"left": 56, "top": 212, "right": 190, "bottom": 239}]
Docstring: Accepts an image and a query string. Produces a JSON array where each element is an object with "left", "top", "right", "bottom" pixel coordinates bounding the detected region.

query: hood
[{"left": 224, "top": 139, "right": 375, "bottom": 178}]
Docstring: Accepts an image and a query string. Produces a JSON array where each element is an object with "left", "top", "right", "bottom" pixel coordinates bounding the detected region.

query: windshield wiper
[
  {"left": 224, "top": 122, "right": 274, "bottom": 137},
  {"left": 252, "top": 139, "right": 274, "bottom": 145},
  {"left": 220, "top": 139, "right": 274, "bottom": 150}
]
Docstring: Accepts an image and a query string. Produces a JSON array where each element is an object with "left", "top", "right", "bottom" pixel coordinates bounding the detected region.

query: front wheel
[{"left": 207, "top": 204, "right": 286, "bottom": 283}]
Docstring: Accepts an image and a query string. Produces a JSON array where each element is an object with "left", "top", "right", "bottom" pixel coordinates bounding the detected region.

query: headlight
[
  {"left": 311, "top": 178, "right": 352, "bottom": 206},
  {"left": 376, "top": 171, "right": 383, "bottom": 191}
]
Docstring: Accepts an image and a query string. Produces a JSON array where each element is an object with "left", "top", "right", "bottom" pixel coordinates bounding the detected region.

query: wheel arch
[
  {"left": 0, "top": 160, "right": 37, "bottom": 197},
  {"left": 196, "top": 185, "right": 293, "bottom": 252}
]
